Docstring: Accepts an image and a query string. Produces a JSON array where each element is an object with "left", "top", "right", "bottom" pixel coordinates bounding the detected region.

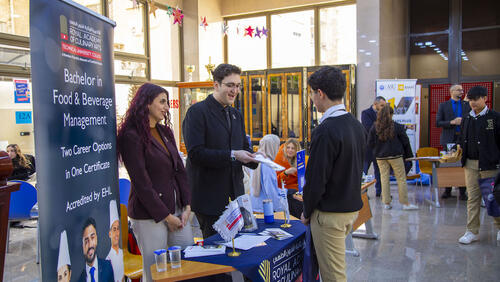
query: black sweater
[
  {"left": 302, "top": 114, "right": 365, "bottom": 218},
  {"left": 8, "top": 154, "right": 36, "bottom": 181},
  {"left": 367, "top": 122, "right": 413, "bottom": 160},
  {"left": 460, "top": 109, "right": 500, "bottom": 171}
]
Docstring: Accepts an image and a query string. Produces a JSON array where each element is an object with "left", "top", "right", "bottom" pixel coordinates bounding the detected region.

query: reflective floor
[{"left": 4, "top": 184, "right": 500, "bottom": 281}]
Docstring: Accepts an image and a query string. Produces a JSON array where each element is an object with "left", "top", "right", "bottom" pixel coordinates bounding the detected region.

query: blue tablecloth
[{"left": 184, "top": 219, "right": 306, "bottom": 282}]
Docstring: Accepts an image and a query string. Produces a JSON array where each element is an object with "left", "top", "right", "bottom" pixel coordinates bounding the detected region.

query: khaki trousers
[
  {"left": 463, "top": 159, "right": 500, "bottom": 234},
  {"left": 377, "top": 157, "right": 409, "bottom": 205},
  {"left": 310, "top": 210, "right": 358, "bottom": 282}
]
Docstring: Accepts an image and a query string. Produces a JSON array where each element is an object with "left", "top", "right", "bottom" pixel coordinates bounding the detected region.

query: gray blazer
[{"left": 436, "top": 99, "right": 470, "bottom": 147}]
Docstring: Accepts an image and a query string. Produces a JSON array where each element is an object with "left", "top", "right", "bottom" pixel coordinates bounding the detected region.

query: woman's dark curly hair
[
  {"left": 117, "top": 83, "right": 170, "bottom": 157},
  {"left": 375, "top": 104, "right": 394, "bottom": 142}
]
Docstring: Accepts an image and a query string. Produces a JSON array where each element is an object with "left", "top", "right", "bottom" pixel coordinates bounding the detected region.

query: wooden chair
[
  {"left": 120, "top": 204, "right": 143, "bottom": 281},
  {"left": 416, "top": 147, "right": 439, "bottom": 175}
]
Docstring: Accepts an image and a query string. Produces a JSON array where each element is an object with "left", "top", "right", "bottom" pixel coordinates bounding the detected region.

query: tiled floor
[{"left": 4, "top": 184, "right": 500, "bottom": 281}]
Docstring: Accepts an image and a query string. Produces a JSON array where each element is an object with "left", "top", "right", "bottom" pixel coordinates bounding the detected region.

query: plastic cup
[
  {"left": 168, "top": 246, "right": 182, "bottom": 269},
  {"left": 154, "top": 249, "right": 167, "bottom": 272}
]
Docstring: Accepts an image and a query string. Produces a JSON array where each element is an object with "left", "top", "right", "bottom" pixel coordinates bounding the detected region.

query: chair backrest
[
  {"left": 119, "top": 178, "right": 131, "bottom": 207},
  {"left": 416, "top": 147, "right": 439, "bottom": 174},
  {"left": 120, "top": 204, "right": 129, "bottom": 252},
  {"left": 9, "top": 180, "right": 37, "bottom": 220}
]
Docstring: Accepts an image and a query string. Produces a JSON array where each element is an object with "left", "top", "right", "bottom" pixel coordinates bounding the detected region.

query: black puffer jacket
[{"left": 368, "top": 122, "right": 413, "bottom": 159}]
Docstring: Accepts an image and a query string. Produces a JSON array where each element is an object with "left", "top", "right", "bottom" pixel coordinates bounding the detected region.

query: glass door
[
  {"left": 249, "top": 75, "right": 266, "bottom": 140},
  {"left": 285, "top": 73, "right": 302, "bottom": 140},
  {"left": 267, "top": 74, "right": 285, "bottom": 140}
]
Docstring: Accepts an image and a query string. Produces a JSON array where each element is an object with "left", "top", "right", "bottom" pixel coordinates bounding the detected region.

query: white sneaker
[
  {"left": 403, "top": 204, "right": 418, "bottom": 210},
  {"left": 384, "top": 204, "right": 392, "bottom": 210},
  {"left": 458, "top": 230, "right": 479, "bottom": 244}
]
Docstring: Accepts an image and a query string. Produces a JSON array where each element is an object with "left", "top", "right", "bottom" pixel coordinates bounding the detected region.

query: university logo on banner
[{"left": 29, "top": 0, "right": 121, "bottom": 281}]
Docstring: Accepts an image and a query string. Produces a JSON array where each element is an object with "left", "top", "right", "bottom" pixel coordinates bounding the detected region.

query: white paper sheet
[
  {"left": 222, "top": 235, "right": 271, "bottom": 250},
  {"left": 254, "top": 154, "right": 285, "bottom": 171}
]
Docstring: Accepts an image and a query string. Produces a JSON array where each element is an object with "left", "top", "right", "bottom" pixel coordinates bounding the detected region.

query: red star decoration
[
  {"left": 200, "top": 16, "right": 208, "bottom": 30},
  {"left": 244, "top": 26, "right": 254, "bottom": 37},
  {"left": 172, "top": 8, "right": 184, "bottom": 25}
]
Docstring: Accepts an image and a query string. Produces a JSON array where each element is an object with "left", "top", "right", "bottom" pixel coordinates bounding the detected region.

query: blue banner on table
[
  {"left": 187, "top": 219, "right": 306, "bottom": 282},
  {"left": 29, "top": 1, "right": 121, "bottom": 281},
  {"left": 297, "top": 150, "right": 306, "bottom": 193}
]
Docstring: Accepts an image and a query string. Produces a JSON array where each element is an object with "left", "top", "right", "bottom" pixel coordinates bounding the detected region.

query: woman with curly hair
[
  {"left": 6, "top": 144, "right": 35, "bottom": 180},
  {"left": 117, "top": 83, "right": 193, "bottom": 281},
  {"left": 368, "top": 105, "right": 418, "bottom": 210}
]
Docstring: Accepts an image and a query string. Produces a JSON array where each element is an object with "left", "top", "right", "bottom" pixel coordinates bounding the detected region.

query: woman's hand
[
  {"left": 165, "top": 214, "right": 183, "bottom": 231},
  {"left": 181, "top": 205, "right": 191, "bottom": 227},
  {"left": 285, "top": 167, "right": 297, "bottom": 175}
]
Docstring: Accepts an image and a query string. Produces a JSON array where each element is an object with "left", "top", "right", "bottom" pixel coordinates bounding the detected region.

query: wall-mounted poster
[{"left": 13, "top": 79, "right": 31, "bottom": 103}]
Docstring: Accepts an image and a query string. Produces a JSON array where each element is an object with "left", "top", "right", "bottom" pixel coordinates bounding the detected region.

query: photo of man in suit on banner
[{"left": 79, "top": 217, "right": 114, "bottom": 282}]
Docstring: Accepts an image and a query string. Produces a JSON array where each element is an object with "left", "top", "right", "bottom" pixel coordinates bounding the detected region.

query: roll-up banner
[
  {"left": 376, "top": 79, "right": 420, "bottom": 174},
  {"left": 29, "top": 1, "right": 122, "bottom": 281}
]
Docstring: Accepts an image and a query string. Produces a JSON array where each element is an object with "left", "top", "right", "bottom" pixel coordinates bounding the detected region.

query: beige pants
[
  {"left": 377, "top": 157, "right": 409, "bottom": 205},
  {"left": 463, "top": 159, "right": 500, "bottom": 234},
  {"left": 310, "top": 210, "right": 358, "bottom": 282}
]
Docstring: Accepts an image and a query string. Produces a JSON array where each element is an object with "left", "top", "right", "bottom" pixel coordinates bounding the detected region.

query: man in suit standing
[
  {"left": 79, "top": 217, "right": 114, "bottom": 282},
  {"left": 361, "top": 96, "right": 386, "bottom": 196},
  {"left": 436, "top": 84, "right": 470, "bottom": 200},
  {"left": 183, "top": 64, "right": 258, "bottom": 238}
]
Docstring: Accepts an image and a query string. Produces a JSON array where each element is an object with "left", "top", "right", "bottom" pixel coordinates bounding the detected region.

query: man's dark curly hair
[
  {"left": 307, "top": 66, "right": 346, "bottom": 101},
  {"left": 212, "top": 64, "right": 241, "bottom": 83},
  {"left": 466, "top": 86, "right": 487, "bottom": 100}
]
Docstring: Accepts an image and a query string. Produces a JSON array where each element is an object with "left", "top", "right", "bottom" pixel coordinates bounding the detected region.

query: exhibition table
[{"left": 151, "top": 218, "right": 306, "bottom": 282}]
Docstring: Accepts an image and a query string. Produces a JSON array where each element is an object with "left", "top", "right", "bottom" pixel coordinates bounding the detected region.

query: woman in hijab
[{"left": 250, "top": 134, "right": 283, "bottom": 213}]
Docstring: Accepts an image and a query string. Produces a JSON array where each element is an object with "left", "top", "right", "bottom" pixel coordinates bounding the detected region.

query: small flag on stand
[{"left": 213, "top": 200, "right": 244, "bottom": 242}]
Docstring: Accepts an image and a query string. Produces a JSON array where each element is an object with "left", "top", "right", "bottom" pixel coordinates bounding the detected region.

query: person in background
[
  {"left": 274, "top": 138, "right": 303, "bottom": 218},
  {"left": 361, "top": 97, "right": 386, "bottom": 197},
  {"left": 368, "top": 105, "right": 418, "bottom": 211},
  {"left": 117, "top": 83, "right": 193, "bottom": 281},
  {"left": 301, "top": 66, "right": 365, "bottom": 282},
  {"left": 458, "top": 86, "right": 500, "bottom": 244},
  {"left": 182, "top": 63, "right": 258, "bottom": 238},
  {"left": 6, "top": 144, "right": 35, "bottom": 181},
  {"left": 250, "top": 134, "right": 282, "bottom": 213},
  {"left": 436, "top": 84, "right": 470, "bottom": 200}
]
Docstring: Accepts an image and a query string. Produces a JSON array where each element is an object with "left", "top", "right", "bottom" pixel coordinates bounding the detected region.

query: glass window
[
  {"left": 319, "top": 4, "right": 357, "bottom": 65},
  {"left": 115, "top": 84, "right": 136, "bottom": 120},
  {"left": 410, "top": 34, "right": 449, "bottom": 79},
  {"left": 114, "top": 59, "right": 147, "bottom": 77},
  {"left": 268, "top": 75, "right": 283, "bottom": 138},
  {"left": 109, "top": 1, "right": 145, "bottom": 54},
  {"left": 227, "top": 17, "right": 267, "bottom": 70},
  {"left": 149, "top": 10, "right": 180, "bottom": 81},
  {"left": 0, "top": 45, "right": 30, "bottom": 67},
  {"left": 249, "top": 76, "right": 265, "bottom": 139},
  {"left": 272, "top": 10, "right": 314, "bottom": 68},
  {"left": 286, "top": 73, "right": 301, "bottom": 139},
  {"left": 0, "top": 0, "right": 29, "bottom": 36},
  {"left": 462, "top": 0, "right": 500, "bottom": 29},
  {"left": 73, "top": 0, "right": 102, "bottom": 14},
  {"left": 410, "top": 0, "right": 449, "bottom": 34},
  {"left": 461, "top": 29, "right": 500, "bottom": 77}
]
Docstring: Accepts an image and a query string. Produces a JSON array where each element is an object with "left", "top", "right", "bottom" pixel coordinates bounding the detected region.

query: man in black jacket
[
  {"left": 361, "top": 96, "right": 386, "bottom": 196},
  {"left": 183, "top": 64, "right": 258, "bottom": 238},
  {"left": 458, "top": 86, "right": 500, "bottom": 244},
  {"left": 301, "top": 66, "right": 365, "bottom": 281},
  {"left": 436, "top": 84, "right": 470, "bottom": 199}
]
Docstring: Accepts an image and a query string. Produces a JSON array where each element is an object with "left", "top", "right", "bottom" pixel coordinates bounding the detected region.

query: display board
[{"left": 30, "top": 0, "right": 123, "bottom": 281}]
